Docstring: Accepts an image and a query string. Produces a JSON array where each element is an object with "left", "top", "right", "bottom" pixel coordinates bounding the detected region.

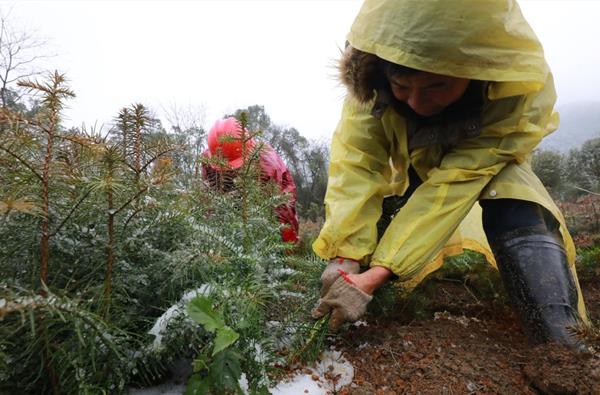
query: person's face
[{"left": 389, "top": 72, "right": 471, "bottom": 117}]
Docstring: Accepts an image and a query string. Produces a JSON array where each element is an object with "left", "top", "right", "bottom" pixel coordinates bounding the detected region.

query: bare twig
[
  {"left": 139, "top": 147, "right": 175, "bottom": 174},
  {"left": 0, "top": 142, "right": 42, "bottom": 181},
  {"left": 49, "top": 189, "right": 92, "bottom": 237},
  {"left": 122, "top": 206, "right": 143, "bottom": 233},
  {"left": 569, "top": 185, "right": 600, "bottom": 196},
  {"left": 113, "top": 186, "right": 149, "bottom": 217}
]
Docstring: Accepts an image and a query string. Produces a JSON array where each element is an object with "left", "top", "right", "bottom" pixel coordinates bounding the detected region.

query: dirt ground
[{"left": 330, "top": 274, "right": 600, "bottom": 395}]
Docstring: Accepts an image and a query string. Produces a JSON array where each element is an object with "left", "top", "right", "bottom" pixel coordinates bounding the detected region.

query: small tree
[
  {"left": 98, "top": 104, "right": 176, "bottom": 318},
  {"left": 0, "top": 71, "right": 78, "bottom": 291}
]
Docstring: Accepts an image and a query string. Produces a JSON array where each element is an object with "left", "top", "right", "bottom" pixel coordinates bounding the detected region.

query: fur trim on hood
[{"left": 339, "top": 45, "right": 387, "bottom": 104}]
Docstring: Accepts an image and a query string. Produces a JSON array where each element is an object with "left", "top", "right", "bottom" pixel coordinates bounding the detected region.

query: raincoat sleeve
[
  {"left": 275, "top": 169, "right": 299, "bottom": 243},
  {"left": 371, "top": 79, "right": 558, "bottom": 281},
  {"left": 259, "top": 144, "right": 300, "bottom": 243},
  {"left": 312, "top": 98, "right": 392, "bottom": 261}
]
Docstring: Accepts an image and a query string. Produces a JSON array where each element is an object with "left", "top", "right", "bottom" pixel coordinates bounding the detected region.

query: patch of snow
[
  {"left": 269, "top": 374, "right": 324, "bottom": 395},
  {"left": 466, "top": 381, "right": 479, "bottom": 392},
  {"left": 357, "top": 342, "right": 369, "bottom": 350},
  {"left": 280, "top": 290, "right": 303, "bottom": 298},
  {"left": 270, "top": 350, "right": 354, "bottom": 394},
  {"left": 271, "top": 268, "right": 296, "bottom": 277},
  {"left": 239, "top": 373, "right": 249, "bottom": 394},
  {"left": 129, "top": 350, "right": 354, "bottom": 395},
  {"left": 433, "top": 310, "right": 481, "bottom": 328},
  {"left": 180, "top": 285, "right": 213, "bottom": 302},
  {"left": 144, "top": 196, "right": 157, "bottom": 206},
  {"left": 250, "top": 340, "right": 269, "bottom": 364},
  {"left": 130, "top": 372, "right": 249, "bottom": 395},
  {"left": 148, "top": 285, "right": 213, "bottom": 349},
  {"left": 352, "top": 320, "right": 368, "bottom": 327},
  {"left": 148, "top": 305, "right": 181, "bottom": 348}
]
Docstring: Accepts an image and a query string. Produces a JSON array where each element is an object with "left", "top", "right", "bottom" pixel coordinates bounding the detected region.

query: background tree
[
  {"left": 299, "top": 141, "right": 329, "bottom": 221},
  {"left": 532, "top": 149, "right": 564, "bottom": 199},
  {"left": 228, "top": 104, "right": 271, "bottom": 132},
  {"left": 564, "top": 137, "right": 600, "bottom": 198},
  {"left": 532, "top": 137, "right": 600, "bottom": 201},
  {"left": 575, "top": 137, "right": 600, "bottom": 191},
  {"left": 0, "top": 11, "right": 51, "bottom": 109},
  {"left": 162, "top": 102, "right": 207, "bottom": 185}
]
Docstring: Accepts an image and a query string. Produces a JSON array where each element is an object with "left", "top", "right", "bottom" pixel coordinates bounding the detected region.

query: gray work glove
[
  {"left": 312, "top": 276, "right": 373, "bottom": 331},
  {"left": 320, "top": 258, "right": 361, "bottom": 296}
]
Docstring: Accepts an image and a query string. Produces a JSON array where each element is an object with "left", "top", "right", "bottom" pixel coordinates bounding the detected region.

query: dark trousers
[
  {"left": 376, "top": 167, "right": 558, "bottom": 241},
  {"left": 480, "top": 198, "right": 559, "bottom": 241}
]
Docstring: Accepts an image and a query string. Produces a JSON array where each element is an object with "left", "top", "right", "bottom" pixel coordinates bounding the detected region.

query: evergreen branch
[
  {"left": 569, "top": 185, "right": 600, "bottom": 196},
  {"left": 0, "top": 292, "right": 125, "bottom": 361},
  {"left": 54, "top": 304, "right": 125, "bottom": 361},
  {"left": 123, "top": 160, "right": 137, "bottom": 173},
  {"left": 139, "top": 147, "right": 175, "bottom": 174},
  {"left": 122, "top": 206, "right": 143, "bottom": 233},
  {"left": 55, "top": 132, "right": 94, "bottom": 148},
  {"left": 113, "top": 186, "right": 148, "bottom": 216},
  {"left": 17, "top": 72, "right": 75, "bottom": 99},
  {"left": 49, "top": 189, "right": 92, "bottom": 237},
  {"left": 290, "top": 316, "right": 328, "bottom": 363},
  {"left": 240, "top": 142, "right": 264, "bottom": 180},
  {"left": 192, "top": 222, "right": 244, "bottom": 256},
  {"left": 0, "top": 142, "right": 43, "bottom": 181},
  {"left": 0, "top": 110, "right": 45, "bottom": 131}
]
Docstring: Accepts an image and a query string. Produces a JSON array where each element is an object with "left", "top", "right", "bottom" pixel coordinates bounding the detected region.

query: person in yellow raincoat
[{"left": 312, "top": 0, "right": 589, "bottom": 347}]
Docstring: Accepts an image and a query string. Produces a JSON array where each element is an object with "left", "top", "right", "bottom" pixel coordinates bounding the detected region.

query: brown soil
[{"left": 331, "top": 277, "right": 600, "bottom": 395}]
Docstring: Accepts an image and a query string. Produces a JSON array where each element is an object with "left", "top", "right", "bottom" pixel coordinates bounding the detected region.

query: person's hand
[
  {"left": 312, "top": 266, "right": 393, "bottom": 331},
  {"left": 320, "top": 257, "right": 360, "bottom": 296},
  {"left": 312, "top": 274, "right": 373, "bottom": 331}
]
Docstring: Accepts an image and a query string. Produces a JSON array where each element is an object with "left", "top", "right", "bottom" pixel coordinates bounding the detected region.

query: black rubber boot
[{"left": 490, "top": 226, "right": 582, "bottom": 347}]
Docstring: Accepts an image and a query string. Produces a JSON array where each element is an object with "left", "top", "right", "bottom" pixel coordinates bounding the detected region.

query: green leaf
[
  {"left": 212, "top": 326, "right": 239, "bottom": 356},
  {"left": 208, "top": 349, "right": 243, "bottom": 392},
  {"left": 186, "top": 296, "right": 224, "bottom": 333},
  {"left": 185, "top": 373, "right": 211, "bottom": 395},
  {"left": 192, "top": 354, "right": 210, "bottom": 373}
]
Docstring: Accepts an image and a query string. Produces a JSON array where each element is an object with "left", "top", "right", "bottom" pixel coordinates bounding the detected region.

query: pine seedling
[
  {"left": 0, "top": 71, "right": 76, "bottom": 292},
  {"left": 185, "top": 295, "right": 244, "bottom": 395},
  {"left": 0, "top": 287, "right": 132, "bottom": 394}
]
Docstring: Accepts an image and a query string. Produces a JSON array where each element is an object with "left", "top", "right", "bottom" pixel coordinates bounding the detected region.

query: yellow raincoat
[{"left": 313, "top": 0, "right": 587, "bottom": 320}]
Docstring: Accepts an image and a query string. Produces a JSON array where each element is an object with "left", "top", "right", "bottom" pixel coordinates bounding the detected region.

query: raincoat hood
[{"left": 344, "top": 0, "right": 549, "bottom": 103}]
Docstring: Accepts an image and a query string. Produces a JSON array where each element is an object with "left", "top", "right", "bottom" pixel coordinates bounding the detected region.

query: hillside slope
[{"left": 541, "top": 101, "right": 600, "bottom": 152}]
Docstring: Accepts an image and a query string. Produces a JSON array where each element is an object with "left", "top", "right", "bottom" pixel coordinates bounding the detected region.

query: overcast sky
[{"left": 2, "top": 0, "right": 600, "bottom": 141}]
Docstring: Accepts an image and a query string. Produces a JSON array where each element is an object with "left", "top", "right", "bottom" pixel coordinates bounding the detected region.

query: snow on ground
[
  {"left": 135, "top": 283, "right": 354, "bottom": 394},
  {"left": 129, "top": 349, "right": 354, "bottom": 395},
  {"left": 270, "top": 350, "right": 354, "bottom": 394}
]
